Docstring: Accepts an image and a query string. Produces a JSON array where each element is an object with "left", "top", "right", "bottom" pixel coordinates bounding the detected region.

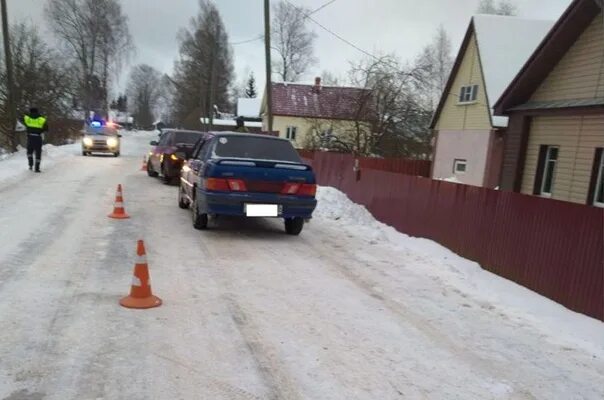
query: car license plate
[{"left": 245, "top": 204, "right": 279, "bottom": 217}]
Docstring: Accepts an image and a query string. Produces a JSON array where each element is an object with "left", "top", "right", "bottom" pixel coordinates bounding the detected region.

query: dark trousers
[{"left": 27, "top": 135, "right": 43, "bottom": 170}]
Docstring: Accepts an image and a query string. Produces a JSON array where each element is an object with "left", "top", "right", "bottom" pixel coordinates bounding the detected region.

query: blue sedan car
[{"left": 179, "top": 132, "right": 317, "bottom": 235}]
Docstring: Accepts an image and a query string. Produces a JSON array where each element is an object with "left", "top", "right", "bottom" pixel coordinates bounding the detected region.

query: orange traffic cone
[
  {"left": 120, "top": 240, "right": 162, "bottom": 309},
  {"left": 108, "top": 184, "right": 130, "bottom": 219},
  {"left": 140, "top": 155, "right": 147, "bottom": 171}
]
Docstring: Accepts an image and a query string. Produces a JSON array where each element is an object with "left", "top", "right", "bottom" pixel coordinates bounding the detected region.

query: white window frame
[
  {"left": 458, "top": 84, "right": 479, "bottom": 104},
  {"left": 453, "top": 159, "right": 467, "bottom": 174},
  {"left": 593, "top": 152, "right": 604, "bottom": 208},
  {"left": 286, "top": 126, "right": 297, "bottom": 141},
  {"left": 540, "top": 146, "right": 559, "bottom": 198}
]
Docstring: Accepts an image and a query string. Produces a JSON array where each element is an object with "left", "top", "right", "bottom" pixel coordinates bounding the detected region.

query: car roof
[
  {"left": 206, "top": 131, "right": 288, "bottom": 142},
  {"left": 162, "top": 129, "right": 205, "bottom": 135}
]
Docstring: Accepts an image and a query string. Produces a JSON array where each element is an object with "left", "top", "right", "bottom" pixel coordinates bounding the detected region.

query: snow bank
[
  {"left": 315, "top": 186, "right": 604, "bottom": 355},
  {"left": 0, "top": 143, "right": 79, "bottom": 186}
]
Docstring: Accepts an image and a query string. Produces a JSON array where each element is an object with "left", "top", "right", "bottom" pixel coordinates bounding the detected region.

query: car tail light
[
  {"left": 281, "top": 183, "right": 301, "bottom": 194},
  {"left": 298, "top": 184, "right": 317, "bottom": 197},
  {"left": 227, "top": 179, "right": 247, "bottom": 192},
  {"left": 206, "top": 178, "right": 230, "bottom": 191},
  {"left": 281, "top": 183, "right": 316, "bottom": 197}
]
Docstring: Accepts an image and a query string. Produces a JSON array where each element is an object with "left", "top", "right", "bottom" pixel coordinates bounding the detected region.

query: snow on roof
[
  {"left": 200, "top": 118, "right": 263, "bottom": 128},
  {"left": 237, "top": 98, "right": 262, "bottom": 118},
  {"left": 473, "top": 15, "right": 554, "bottom": 127}
]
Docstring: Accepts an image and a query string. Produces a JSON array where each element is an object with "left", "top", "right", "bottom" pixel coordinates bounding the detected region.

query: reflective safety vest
[{"left": 24, "top": 115, "right": 47, "bottom": 129}]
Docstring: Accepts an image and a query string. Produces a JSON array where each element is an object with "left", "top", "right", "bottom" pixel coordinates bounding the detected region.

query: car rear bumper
[{"left": 198, "top": 190, "right": 317, "bottom": 219}]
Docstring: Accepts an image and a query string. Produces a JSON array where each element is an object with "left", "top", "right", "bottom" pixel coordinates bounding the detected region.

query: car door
[
  {"left": 186, "top": 138, "right": 213, "bottom": 198},
  {"left": 153, "top": 131, "right": 171, "bottom": 171}
]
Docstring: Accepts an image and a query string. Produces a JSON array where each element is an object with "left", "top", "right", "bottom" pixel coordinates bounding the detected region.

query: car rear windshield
[
  {"left": 212, "top": 136, "right": 301, "bottom": 163},
  {"left": 173, "top": 131, "right": 202, "bottom": 145}
]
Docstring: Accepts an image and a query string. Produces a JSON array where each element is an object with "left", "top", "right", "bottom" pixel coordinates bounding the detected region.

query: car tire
[
  {"left": 285, "top": 217, "right": 304, "bottom": 235},
  {"left": 161, "top": 163, "right": 171, "bottom": 185},
  {"left": 114, "top": 152, "right": 120, "bottom": 157},
  {"left": 147, "top": 161, "right": 158, "bottom": 177},
  {"left": 178, "top": 184, "right": 189, "bottom": 209},
  {"left": 192, "top": 196, "right": 208, "bottom": 230},
  {"left": 82, "top": 151, "right": 88, "bottom": 156}
]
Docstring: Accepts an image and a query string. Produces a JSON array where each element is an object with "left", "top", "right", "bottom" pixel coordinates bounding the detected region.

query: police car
[{"left": 81, "top": 121, "right": 122, "bottom": 157}]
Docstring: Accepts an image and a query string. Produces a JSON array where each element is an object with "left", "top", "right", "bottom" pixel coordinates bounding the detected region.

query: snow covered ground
[{"left": 0, "top": 132, "right": 602, "bottom": 400}]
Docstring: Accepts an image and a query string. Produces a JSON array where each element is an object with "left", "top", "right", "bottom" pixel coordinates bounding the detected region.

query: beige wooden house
[{"left": 495, "top": 0, "right": 604, "bottom": 207}]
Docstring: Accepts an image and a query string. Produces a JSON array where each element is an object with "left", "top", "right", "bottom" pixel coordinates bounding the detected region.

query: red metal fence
[
  {"left": 299, "top": 151, "right": 432, "bottom": 177},
  {"left": 304, "top": 152, "right": 604, "bottom": 321}
]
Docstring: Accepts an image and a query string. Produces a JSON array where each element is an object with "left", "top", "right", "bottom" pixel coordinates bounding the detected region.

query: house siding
[
  {"left": 531, "top": 12, "right": 604, "bottom": 102},
  {"left": 520, "top": 115, "right": 604, "bottom": 204},
  {"left": 435, "top": 32, "right": 492, "bottom": 131},
  {"left": 263, "top": 115, "right": 361, "bottom": 149}
]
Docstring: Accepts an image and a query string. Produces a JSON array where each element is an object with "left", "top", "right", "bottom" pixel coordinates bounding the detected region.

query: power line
[
  {"left": 230, "top": 0, "right": 337, "bottom": 47},
  {"left": 284, "top": 0, "right": 380, "bottom": 60},
  {"left": 230, "top": 35, "right": 264, "bottom": 46}
]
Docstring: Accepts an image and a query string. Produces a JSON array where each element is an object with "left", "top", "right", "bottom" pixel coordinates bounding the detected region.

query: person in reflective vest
[{"left": 22, "top": 108, "right": 48, "bottom": 172}]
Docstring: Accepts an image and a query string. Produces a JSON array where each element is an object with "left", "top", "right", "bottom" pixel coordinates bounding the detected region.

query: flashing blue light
[{"left": 90, "top": 121, "right": 102, "bottom": 128}]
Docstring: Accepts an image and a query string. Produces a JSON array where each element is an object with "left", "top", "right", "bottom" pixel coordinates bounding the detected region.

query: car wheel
[
  {"left": 161, "top": 163, "right": 171, "bottom": 185},
  {"left": 147, "top": 161, "right": 158, "bottom": 177},
  {"left": 114, "top": 152, "right": 120, "bottom": 157},
  {"left": 82, "top": 151, "right": 88, "bottom": 156},
  {"left": 285, "top": 217, "right": 304, "bottom": 235},
  {"left": 178, "top": 184, "right": 189, "bottom": 209},
  {"left": 192, "top": 196, "right": 208, "bottom": 230}
]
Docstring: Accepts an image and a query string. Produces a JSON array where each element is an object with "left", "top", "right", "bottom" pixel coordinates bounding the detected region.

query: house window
[
  {"left": 535, "top": 145, "right": 559, "bottom": 197},
  {"left": 591, "top": 148, "right": 604, "bottom": 207},
  {"left": 286, "top": 126, "right": 297, "bottom": 141},
  {"left": 459, "top": 85, "right": 479, "bottom": 103},
  {"left": 453, "top": 159, "right": 467, "bottom": 174}
]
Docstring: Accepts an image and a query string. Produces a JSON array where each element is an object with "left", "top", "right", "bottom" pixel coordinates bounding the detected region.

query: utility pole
[
  {"left": 1, "top": 0, "right": 17, "bottom": 151},
  {"left": 263, "top": 0, "right": 273, "bottom": 133}
]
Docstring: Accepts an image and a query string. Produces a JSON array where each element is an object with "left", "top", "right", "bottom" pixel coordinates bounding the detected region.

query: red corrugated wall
[{"left": 305, "top": 152, "right": 604, "bottom": 321}]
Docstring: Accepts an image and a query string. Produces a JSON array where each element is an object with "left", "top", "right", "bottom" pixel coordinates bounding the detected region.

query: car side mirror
[
  {"left": 118, "top": 134, "right": 123, "bottom": 138},
  {"left": 150, "top": 140, "right": 159, "bottom": 146},
  {"left": 175, "top": 151, "right": 187, "bottom": 160}
]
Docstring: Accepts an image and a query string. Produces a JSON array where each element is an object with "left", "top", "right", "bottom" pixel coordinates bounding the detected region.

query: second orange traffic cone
[
  {"left": 140, "top": 155, "right": 147, "bottom": 171},
  {"left": 120, "top": 240, "right": 162, "bottom": 309},
  {"left": 108, "top": 184, "right": 130, "bottom": 219}
]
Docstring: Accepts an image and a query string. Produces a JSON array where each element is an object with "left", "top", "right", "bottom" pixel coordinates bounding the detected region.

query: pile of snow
[
  {"left": 314, "top": 186, "right": 604, "bottom": 356},
  {"left": 0, "top": 143, "right": 79, "bottom": 186}
]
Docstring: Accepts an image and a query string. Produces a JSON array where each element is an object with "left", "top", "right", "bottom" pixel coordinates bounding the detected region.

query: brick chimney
[{"left": 313, "top": 76, "right": 322, "bottom": 93}]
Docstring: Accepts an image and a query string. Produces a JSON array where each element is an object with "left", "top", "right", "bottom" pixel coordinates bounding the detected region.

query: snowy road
[{"left": 0, "top": 133, "right": 603, "bottom": 400}]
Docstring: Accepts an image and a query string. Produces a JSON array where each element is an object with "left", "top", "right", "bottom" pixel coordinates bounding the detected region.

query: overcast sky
[{"left": 7, "top": 0, "right": 572, "bottom": 96}]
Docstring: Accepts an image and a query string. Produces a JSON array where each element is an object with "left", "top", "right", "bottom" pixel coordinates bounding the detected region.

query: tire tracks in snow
[{"left": 195, "top": 229, "right": 304, "bottom": 400}]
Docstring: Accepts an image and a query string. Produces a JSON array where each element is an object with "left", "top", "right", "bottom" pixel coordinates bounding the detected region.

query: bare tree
[
  {"left": 271, "top": 1, "right": 317, "bottom": 82},
  {"left": 415, "top": 25, "right": 454, "bottom": 109},
  {"left": 304, "top": 56, "right": 433, "bottom": 158},
  {"left": 127, "top": 64, "right": 162, "bottom": 128},
  {"left": 172, "top": 0, "right": 234, "bottom": 127},
  {"left": 45, "top": 0, "right": 134, "bottom": 117},
  {"left": 477, "top": 0, "right": 517, "bottom": 16},
  {"left": 0, "top": 22, "right": 75, "bottom": 148}
]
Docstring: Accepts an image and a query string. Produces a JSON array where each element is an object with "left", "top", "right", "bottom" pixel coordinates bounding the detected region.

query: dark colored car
[
  {"left": 179, "top": 132, "right": 317, "bottom": 235},
  {"left": 147, "top": 129, "right": 206, "bottom": 184},
  {"left": 81, "top": 124, "right": 122, "bottom": 157}
]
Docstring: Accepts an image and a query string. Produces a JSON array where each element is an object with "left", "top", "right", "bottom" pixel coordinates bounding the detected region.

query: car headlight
[
  {"left": 106, "top": 137, "right": 118, "bottom": 147},
  {"left": 83, "top": 137, "right": 93, "bottom": 146}
]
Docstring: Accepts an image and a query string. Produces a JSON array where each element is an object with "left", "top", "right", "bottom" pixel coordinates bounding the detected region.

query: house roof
[
  {"left": 237, "top": 98, "right": 262, "bottom": 118},
  {"left": 495, "top": 0, "right": 603, "bottom": 114},
  {"left": 268, "top": 82, "right": 370, "bottom": 120},
  {"left": 430, "top": 15, "right": 554, "bottom": 129}
]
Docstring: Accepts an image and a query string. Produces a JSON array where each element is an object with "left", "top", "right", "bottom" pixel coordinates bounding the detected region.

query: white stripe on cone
[
  {"left": 136, "top": 254, "right": 148, "bottom": 264},
  {"left": 131, "top": 275, "right": 142, "bottom": 287},
  {"left": 114, "top": 201, "right": 124, "bottom": 207}
]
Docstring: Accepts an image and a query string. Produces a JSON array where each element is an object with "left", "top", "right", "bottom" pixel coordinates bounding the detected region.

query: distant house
[
  {"left": 260, "top": 77, "right": 371, "bottom": 149},
  {"left": 430, "top": 15, "right": 553, "bottom": 187},
  {"left": 495, "top": 0, "right": 603, "bottom": 206}
]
